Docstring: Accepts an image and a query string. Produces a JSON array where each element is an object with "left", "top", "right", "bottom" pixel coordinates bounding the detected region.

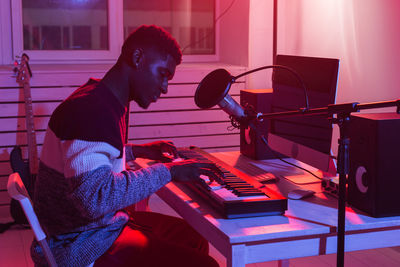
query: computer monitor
[{"left": 267, "top": 54, "right": 340, "bottom": 175}]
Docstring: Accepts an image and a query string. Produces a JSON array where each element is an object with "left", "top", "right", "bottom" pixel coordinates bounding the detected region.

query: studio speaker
[
  {"left": 240, "top": 89, "right": 275, "bottom": 160},
  {"left": 348, "top": 113, "right": 400, "bottom": 217}
]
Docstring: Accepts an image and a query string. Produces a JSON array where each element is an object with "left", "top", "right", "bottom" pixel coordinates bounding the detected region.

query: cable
[
  {"left": 260, "top": 135, "right": 323, "bottom": 181},
  {"left": 181, "top": 0, "right": 236, "bottom": 54},
  {"left": 234, "top": 65, "right": 310, "bottom": 110}
]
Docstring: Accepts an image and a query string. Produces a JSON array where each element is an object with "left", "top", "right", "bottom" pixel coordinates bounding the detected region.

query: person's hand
[
  {"left": 132, "top": 141, "right": 178, "bottom": 162},
  {"left": 165, "top": 159, "right": 225, "bottom": 187}
]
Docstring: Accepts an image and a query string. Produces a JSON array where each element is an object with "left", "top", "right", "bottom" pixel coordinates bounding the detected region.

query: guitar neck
[
  {"left": 22, "top": 82, "right": 39, "bottom": 175},
  {"left": 15, "top": 53, "right": 39, "bottom": 176}
]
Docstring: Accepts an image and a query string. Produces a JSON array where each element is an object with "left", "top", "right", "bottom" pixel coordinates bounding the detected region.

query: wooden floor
[{"left": 1, "top": 194, "right": 400, "bottom": 267}]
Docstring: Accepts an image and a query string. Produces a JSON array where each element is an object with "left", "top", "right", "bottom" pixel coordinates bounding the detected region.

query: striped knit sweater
[{"left": 31, "top": 79, "right": 171, "bottom": 266}]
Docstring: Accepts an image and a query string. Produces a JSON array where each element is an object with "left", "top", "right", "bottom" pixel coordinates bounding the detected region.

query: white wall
[
  {"left": 249, "top": 0, "right": 400, "bottom": 154},
  {"left": 219, "top": 0, "right": 250, "bottom": 66},
  {"left": 249, "top": 0, "right": 400, "bottom": 104},
  {"left": 248, "top": 0, "right": 274, "bottom": 89},
  {"left": 0, "top": 0, "right": 12, "bottom": 65},
  {"left": 278, "top": 0, "right": 400, "bottom": 106}
]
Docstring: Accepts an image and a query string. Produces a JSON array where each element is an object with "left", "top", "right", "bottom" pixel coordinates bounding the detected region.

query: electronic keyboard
[{"left": 176, "top": 146, "right": 287, "bottom": 218}]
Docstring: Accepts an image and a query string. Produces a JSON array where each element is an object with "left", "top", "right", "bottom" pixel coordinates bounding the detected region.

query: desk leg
[
  {"left": 227, "top": 244, "right": 246, "bottom": 267},
  {"left": 278, "top": 259, "right": 289, "bottom": 267}
]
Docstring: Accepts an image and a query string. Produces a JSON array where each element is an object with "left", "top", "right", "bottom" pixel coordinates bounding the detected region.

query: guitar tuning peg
[{"left": 11, "top": 63, "right": 19, "bottom": 77}]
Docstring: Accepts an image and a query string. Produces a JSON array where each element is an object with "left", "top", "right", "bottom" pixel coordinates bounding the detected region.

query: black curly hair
[{"left": 119, "top": 25, "right": 182, "bottom": 66}]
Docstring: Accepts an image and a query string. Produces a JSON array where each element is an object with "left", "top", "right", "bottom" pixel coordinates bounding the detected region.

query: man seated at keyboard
[{"left": 31, "top": 25, "right": 221, "bottom": 267}]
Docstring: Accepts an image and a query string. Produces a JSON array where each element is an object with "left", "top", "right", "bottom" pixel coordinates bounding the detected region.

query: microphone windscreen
[{"left": 195, "top": 69, "right": 233, "bottom": 109}]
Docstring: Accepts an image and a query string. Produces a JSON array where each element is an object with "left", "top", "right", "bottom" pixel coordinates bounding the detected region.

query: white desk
[{"left": 136, "top": 151, "right": 400, "bottom": 267}]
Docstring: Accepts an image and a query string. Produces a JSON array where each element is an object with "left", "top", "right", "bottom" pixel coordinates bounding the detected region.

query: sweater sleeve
[
  {"left": 71, "top": 165, "right": 171, "bottom": 219},
  {"left": 61, "top": 138, "right": 171, "bottom": 219}
]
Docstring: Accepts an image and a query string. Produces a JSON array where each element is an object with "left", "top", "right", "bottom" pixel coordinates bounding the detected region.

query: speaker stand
[{"left": 332, "top": 111, "right": 351, "bottom": 267}]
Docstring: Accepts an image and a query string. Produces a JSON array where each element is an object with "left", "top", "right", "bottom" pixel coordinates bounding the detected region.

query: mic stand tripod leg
[{"left": 334, "top": 114, "right": 351, "bottom": 267}]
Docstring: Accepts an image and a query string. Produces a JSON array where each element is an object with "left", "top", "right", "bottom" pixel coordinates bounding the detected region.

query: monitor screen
[{"left": 268, "top": 54, "right": 340, "bottom": 174}]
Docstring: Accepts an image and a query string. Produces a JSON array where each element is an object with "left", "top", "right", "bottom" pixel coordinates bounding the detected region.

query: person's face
[{"left": 130, "top": 49, "right": 176, "bottom": 109}]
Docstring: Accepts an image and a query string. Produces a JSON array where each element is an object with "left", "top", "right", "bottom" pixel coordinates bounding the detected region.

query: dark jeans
[{"left": 94, "top": 211, "right": 219, "bottom": 267}]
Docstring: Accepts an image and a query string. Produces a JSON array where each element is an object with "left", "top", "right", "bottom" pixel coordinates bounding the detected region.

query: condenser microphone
[
  {"left": 194, "top": 69, "right": 247, "bottom": 123},
  {"left": 195, "top": 64, "right": 309, "bottom": 128}
]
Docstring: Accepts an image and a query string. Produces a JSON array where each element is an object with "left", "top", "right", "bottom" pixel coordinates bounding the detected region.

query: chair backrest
[
  {"left": 7, "top": 172, "right": 58, "bottom": 267},
  {"left": 7, "top": 173, "right": 45, "bottom": 240}
]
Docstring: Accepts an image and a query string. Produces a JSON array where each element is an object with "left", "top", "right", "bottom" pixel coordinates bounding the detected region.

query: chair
[
  {"left": 7, "top": 172, "right": 58, "bottom": 267},
  {"left": 7, "top": 173, "right": 95, "bottom": 267}
]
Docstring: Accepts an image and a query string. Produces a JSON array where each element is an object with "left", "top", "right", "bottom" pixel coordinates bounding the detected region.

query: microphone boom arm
[{"left": 233, "top": 65, "right": 310, "bottom": 110}]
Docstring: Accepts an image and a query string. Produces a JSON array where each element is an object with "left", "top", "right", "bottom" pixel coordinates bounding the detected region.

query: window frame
[
  {"left": 11, "top": 0, "right": 123, "bottom": 64},
  {"left": 9, "top": 0, "right": 219, "bottom": 64}
]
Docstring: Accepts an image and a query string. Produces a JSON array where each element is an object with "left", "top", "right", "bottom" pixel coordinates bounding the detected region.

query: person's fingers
[
  {"left": 172, "top": 160, "right": 222, "bottom": 174},
  {"left": 161, "top": 141, "right": 178, "bottom": 159},
  {"left": 193, "top": 162, "right": 225, "bottom": 180},
  {"left": 196, "top": 176, "right": 210, "bottom": 190},
  {"left": 166, "top": 145, "right": 178, "bottom": 158},
  {"left": 160, "top": 140, "right": 175, "bottom": 148},
  {"left": 159, "top": 155, "right": 174, "bottom": 163},
  {"left": 198, "top": 168, "right": 225, "bottom": 185},
  {"left": 167, "top": 159, "right": 226, "bottom": 186},
  {"left": 159, "top": 150, "right": 180, "bottom": 162}
]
